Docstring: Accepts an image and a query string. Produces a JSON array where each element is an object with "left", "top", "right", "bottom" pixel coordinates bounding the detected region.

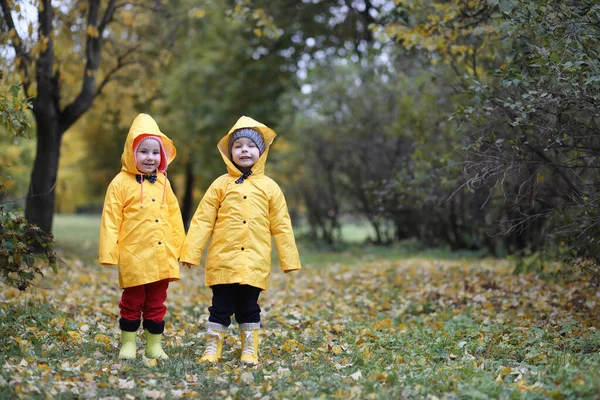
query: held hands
[{"left": 181, "top": 262, "right": 193, "bottom": 269}]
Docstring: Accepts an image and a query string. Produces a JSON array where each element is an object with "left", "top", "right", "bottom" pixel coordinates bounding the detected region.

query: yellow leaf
[
  {"left": 372, "top": 318, "right": 393, "bottom": 331},
  {"left": 537, "top": 175, "right": 545, "bottom": 183},
  {"left": 122, "top": 11, "right": 133, "bottom": 27},
  {"left": 146, "top": 359, "right": 158, "bottom": 367},
  {"left": 253, "top": 28, "right": 262, "bottom": 37},
  {"left": 86, "top": 25, "right": 99, "bottom": 38},
  {"left": 67, "top": 331, "right": 82, "bottom": 342},
  {"left": 281, "top": 339, "right": 303, "bottom": 352},
  {"left": 189, "top": 8, "right": 206, "bottom": 19},
  {"left": 94, "top": 333, "right": 111, "bottom": 345}
]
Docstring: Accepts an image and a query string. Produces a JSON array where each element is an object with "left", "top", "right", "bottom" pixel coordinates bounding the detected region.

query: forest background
[
  {"left": 1, "top": 1, "right": 600, "bottom": 398},
  {"left": 1, "top": 0, "right": 599, "bottom": 277},
  {"left": 3, "top": 0, "right": 600, "bottom": 276}
]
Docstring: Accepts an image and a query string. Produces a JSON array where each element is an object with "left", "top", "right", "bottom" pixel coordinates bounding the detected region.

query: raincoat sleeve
[
  {"left": 99, "top": 179, "right": 123, "bottom": 265},
  {"left": 166, "top": 181, "right": 185, "bottom": 257},
  {"left": 179, "top": 178, "right": 222, "bottom": 266},
  {"left": 269, "top": 184, "right": 301, "bottom": 272}
]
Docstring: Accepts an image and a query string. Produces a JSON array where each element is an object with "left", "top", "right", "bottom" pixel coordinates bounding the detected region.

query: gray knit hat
[{"left": 229, "top": 128, "right": 266, "bottom": 156}]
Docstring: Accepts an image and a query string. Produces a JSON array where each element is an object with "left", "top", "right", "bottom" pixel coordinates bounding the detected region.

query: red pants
[{"left": 119, "top": 280, "right": 169, "bottom": 322}]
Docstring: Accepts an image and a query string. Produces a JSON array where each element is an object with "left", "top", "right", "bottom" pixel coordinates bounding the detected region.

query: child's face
[
  {"left": 136, "top": 138, "right": 161, "bottom": 174},
  {"left": 231, "top": 137, "right": 260, "bottom": 169}
]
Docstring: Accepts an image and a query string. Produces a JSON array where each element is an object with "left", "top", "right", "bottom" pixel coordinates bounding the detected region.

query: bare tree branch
[{"left": 59, "top": 0, "right": 117, "bottom": 132}]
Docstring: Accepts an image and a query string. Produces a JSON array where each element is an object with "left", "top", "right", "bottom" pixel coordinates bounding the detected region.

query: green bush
[
  {"left": 0, "top": 75, "right": 57, "bottom": 291},
  {"left": 0, "top": 207, "right": 57, "bottom": 291}
]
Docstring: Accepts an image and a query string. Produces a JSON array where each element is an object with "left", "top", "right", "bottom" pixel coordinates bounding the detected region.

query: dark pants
[{"left": 208, "top": 284, "right": 261, "bottom": 327}]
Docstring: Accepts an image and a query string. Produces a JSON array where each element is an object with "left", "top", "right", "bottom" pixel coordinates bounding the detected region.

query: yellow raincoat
[
  {"left": 180, "top": 116, "right": 301, "bottom": 290},
  {"left": 99, "top": 114, "right": 185, "bottom": 289}
]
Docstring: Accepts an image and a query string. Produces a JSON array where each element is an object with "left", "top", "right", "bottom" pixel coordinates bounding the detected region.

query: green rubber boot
[
  {"left": 144, "top": 330, "right": 169, "bottom": 360},
  {"left": 118, "top": 330, "right": 137, "bottom": 359}
]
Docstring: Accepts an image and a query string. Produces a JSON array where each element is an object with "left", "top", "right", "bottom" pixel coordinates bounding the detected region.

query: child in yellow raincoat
[
  {"left": 181, "top": 116, "right": 301, "bottom": 364},
  {"left": 99, "top": 113, "right": 185, "bottom": 360}
]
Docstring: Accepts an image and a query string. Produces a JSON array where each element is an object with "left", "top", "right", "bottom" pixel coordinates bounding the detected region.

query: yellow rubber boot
[
  {"left": 144, "top": 330, "right": 169, "bottom": 360},
  {"left": 200, "top": 322, "right": 227, "bottom": 363},
  {"left": 118, "top": 330, "right": 137, "bottom": 359},
  {"left": 239, "top": 322, "right": 260, "bottom": 365}
]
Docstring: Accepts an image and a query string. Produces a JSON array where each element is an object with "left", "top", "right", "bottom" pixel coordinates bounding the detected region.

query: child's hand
[{"left": 284, "top": 269, "right": 298, "bottom": 274}]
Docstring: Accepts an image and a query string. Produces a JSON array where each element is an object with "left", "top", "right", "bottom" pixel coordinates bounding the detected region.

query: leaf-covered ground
[{"left": 1, "top": 254, "right": 599, "bottom": 399}]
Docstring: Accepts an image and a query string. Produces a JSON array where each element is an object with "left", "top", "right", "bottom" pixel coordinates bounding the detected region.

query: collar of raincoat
[
  {"left": 217, "top": 115, "right": 276, "bottom": 178},
  {"left": 120, "top": 113, "right": 177, "bottom": 174}
]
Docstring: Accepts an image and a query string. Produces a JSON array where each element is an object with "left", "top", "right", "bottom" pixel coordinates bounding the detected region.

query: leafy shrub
[
  {"left": 0, "top": 74, "right": 57, "bottom": 290},
  {"left": 0, "top": 207, "right": 57, "bottom": 291}
]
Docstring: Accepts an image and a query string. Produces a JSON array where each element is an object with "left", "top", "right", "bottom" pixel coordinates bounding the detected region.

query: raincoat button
[
  {"left": 158, "top": 241, "right": 162, "bottom": 245},
  {"left": 241, "top": 247, "right": 244, "bottom": 251},
  {"left": 243, "top": 196, "right": 247, "bottom": 199},
  {"left": 152, "top": 198, "right": 156, "bottom": 202},
  {"left": 155, "top": 219, "right": 159, "bottom": 222},
  {"left": 243, "top": 220, "right": 246, "bottom": 224}
]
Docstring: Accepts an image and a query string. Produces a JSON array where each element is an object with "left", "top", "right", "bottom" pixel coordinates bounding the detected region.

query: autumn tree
[{"left": 0, "top": 0, "right": 171, "bottom": 235}]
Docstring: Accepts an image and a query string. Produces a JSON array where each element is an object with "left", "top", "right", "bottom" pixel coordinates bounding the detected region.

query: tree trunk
[
  {"left": 3, "top": 0, "right": 119, "bottom": 237},
  {"left": 181, "top": 160, "right": 195, "bottom": 231},
  {"left": 25, "top": 118, "right": 63, "bottom": 234}
]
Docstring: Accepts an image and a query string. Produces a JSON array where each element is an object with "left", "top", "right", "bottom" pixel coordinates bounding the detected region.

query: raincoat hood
[
  {"left": 217, "top": 116, "right": 276, "bottom": 178},
  {"left": 121, "top": 113, "right": 176, "bottom": 174}
]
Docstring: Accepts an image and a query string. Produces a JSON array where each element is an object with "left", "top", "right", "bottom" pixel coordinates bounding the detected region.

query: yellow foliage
[
  {"left": 56, "top": 127, "right": 91, "bottom": 213},
  {"left": 86, "top": 25, "right": 99, "bottom": 38},
  {"left": 372, "top": 318, "right": 394, "bottom": 331},
  {"left": 189, "top": 8, "right": 206, "bottom": 19},
  {"left": 281, "top": 338, "right": 303, "bottom": 352},
  {"left": 94, "top": 334, "right": 111, "bottom": 345},
  {"left": 121, "top": 11, "right": 134, "bottom": 27}
]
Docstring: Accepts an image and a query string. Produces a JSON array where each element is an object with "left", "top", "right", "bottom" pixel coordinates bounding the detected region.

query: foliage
[
  {"left": 0, "top": 77, "right": 56, "bottom": 291},
  {"left": 281, "top": 52, "right": 507, "bottom": 251},
  {"left": 379, "top": 0, "right": 504, "bottom": 77},
  {"left": 0, "top": 75, "right": 30, "bottom": 138},
  {"left": 1, "top": 235, "right": 598, "bottom": 398},
  {"left": 377, "top": 0, "right": 600, "bottom": 278},
  {"left": 0, "top": 208, "right": 56, "bottom": 291},
  {"left": 55, "top": 124, "right": 96, "bottom": 213},
  {"left": 0, "top": 75, "right": 34, "bottom": 201},
  {"left": 456, "top": 0, "right": 600, "bottom": 282}
]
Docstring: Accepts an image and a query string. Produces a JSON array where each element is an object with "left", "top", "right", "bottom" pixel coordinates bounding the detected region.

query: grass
[
  {"left": 0, "top": 214, "right": 598, "bottom": 399},
  {"left": 51, "top": 213, "right": 488, "bottom": 267}
]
